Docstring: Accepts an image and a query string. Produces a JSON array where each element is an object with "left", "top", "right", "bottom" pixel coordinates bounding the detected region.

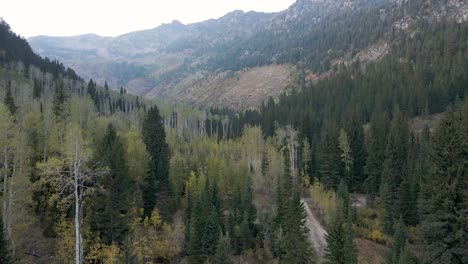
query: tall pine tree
[
  {"left": 418, "top": 107, "right": 468, "bottom": 263},
  {"left": 0, "top": 212, "right": 11, "bottom": 264},
  {"left": 345, "top": 114, "right": 367, "bottom": 192},
  {"left": 318, "top": 121, "right": 342, "bottom": 189},
  {"left": 365, "top": 112, "right": 390, "bottom": 198},
  {"left": 142, "top": 106, "right": 172, "bottom": 219},
  {"left": 274, "top": 151, "right": 316, "bottom": 263},
  {"left": 4, "top": 81, "right": 17, "bottom": 116},
  {"left": 52, "top": 80, "right": 68, "bottom": 120},
  {"left": 89, "top": 124, "right": 132, "bottom": 244},
  {"left": 323, "top": 204, "right": 357, "bottom": 264},
  {"left": 380, "top": 110, "right": 409, "bottom": 233}
]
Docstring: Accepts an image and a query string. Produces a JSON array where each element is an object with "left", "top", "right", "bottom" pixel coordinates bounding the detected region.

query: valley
[{"left": 0, "top": 0, "right": 467, "bottom": 263}]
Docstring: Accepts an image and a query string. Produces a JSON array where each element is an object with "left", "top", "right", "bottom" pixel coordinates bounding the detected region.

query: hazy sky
[{"left": 2, "top": 0, "right": 296, "bottom": 38}]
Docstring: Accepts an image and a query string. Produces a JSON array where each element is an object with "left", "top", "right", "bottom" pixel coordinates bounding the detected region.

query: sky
[{"left": 2, "top": 0, "right": 296, "bottom": 38}]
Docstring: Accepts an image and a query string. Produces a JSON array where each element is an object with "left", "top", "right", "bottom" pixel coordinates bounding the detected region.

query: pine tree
[
  {"left": 324, "top": 180, "right": 357, "bottom": 264},
  {"left": 323, "top": 206, "right": 357, "bottom": 264},
  {"left": 345, "top": 115, "right": 367, "bottom": 192},
  {"left": 142, "top": 106, "right": 172, "bottom": 219},
  {"left": 215, "top": 232, "right": 233, "bottom": 264},
  {"left": 337, "top": 181, "right": 351, "bottom": 220},
  {"left": 33, "top": 79, "right": 42, "bottom": 99},
  {"left": 273, "top": 152, "right": 315, "bottom": 263},
  {"left": 87, "top": 79, "right": 99, "bottom": 111},
  {"left": 418, "top": 107, "right": 468, "bottom": 263},
  {"left": 90, "top": 124, "right": 132, "bottom": 244},
  {"left": 201, "top": 180, "right": 222, "bottom": 256},
  {"left": 318, "top": 121, "right": 342, "bottom": 189},
  {"left": 0, "top": 213, "right": 11, "bottom": 264},
  {"left": 365, "top": 112, "right": 390, "bottom": 198},
  {"left": 397, "top": 242, "right": 418, "bottom": 264},
  {"left": 202, "top": 206, "right": 221, "bottom": 256},
  {"left": 398, "top": 176, "right": 417, "bottom": 226},
  {"left": 52, "top": 80, "right": 68, "bottom": 120},
  {"left": 4, "top": 82, "right": 17, "bottom": 116},
  {"left": 239, "top": 213, "right": 253, "bottom": 251},
  {"left": 282, "top": 192, "right": 316, "bottom": 264},
  {"left": 387, "top": 218, "right": 407, "bottom": 264},
  {"left": 186, "top": 176, "right": 224, "bottom": 260},
  {"left": 380, "top": 111, "right": 409, "bottom": 234}
]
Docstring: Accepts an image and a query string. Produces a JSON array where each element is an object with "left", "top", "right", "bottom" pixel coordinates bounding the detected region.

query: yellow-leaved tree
[{"left": 127, "top": 208, "right": 183, "bottom": 263}]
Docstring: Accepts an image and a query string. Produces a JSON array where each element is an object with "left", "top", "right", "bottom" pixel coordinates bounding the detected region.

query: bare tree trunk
[
  {"left": 73, "top": 148, "right": 81, "bottom": 264},
  {"left": 3, "top": 145, "right": 9, "bottom": 228},
  {"left": 7, "top": 156, "right": 17, "bottom": 238}
]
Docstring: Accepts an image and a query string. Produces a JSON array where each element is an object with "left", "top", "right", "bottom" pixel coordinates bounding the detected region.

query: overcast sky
[{"left": 2, "top": 0, "right": 295, "bottom": 38}]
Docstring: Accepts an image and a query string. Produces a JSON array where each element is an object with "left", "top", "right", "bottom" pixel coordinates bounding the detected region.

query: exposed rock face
[{"left": 28, "top": 0, "right": 466, "bottom": 109}]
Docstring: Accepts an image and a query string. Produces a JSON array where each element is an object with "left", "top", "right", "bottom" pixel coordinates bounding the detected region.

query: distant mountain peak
[
  {"left": 170, "top": 20, "right": 184, "bottom": 26},
  {"left": 224, "top": 10, "right": 245, "bottom": 17}
]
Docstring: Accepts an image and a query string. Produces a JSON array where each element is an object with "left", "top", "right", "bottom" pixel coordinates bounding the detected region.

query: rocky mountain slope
[{"left": 28, "top": 0, "right": 468, "bottom": 109}]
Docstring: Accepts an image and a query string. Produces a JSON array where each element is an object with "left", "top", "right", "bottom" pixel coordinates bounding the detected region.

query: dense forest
[{"left": 1, "top": 2, "right": 468, "bottom": 264}]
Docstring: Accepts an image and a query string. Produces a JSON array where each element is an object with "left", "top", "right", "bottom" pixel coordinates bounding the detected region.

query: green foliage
[
  {"left": 0, "top": 214, "right": 11, "bottom": 264},
  {"left": 387, "top": 218, "right": 407, "bottom": 264},
  {"left": 215, "top": 232, "right": 233, "bottom": 264},
  {"left": 89, "top": 124, "right": 133, "bottom": 245},
  {"left": 380, "top": 110, "right": 409, "bottom": 233},
  {"left": 282, "top": 193, "right": 316, "bottom": 264},
  {"left": 142, "top": 106, "right": 172, "bottom": 219},
  {"left": 318, "top": 121, "right": 342, "bottom": 189},
  {"left": 365, "top": 112, "right": 390, "bottom": 198},
  {"left": 185, "top": 174, "right": 223, "bottom": 261},
  {"left": 418, "top": 106, "right": 468, "bottom": 263},
  {"left": 345, "top": 115, "right": 367, "bottom": 192},
  {"left": 0, "top": 18, "right": 80, "bottom": 80},
  {"left": 323, "top": 207, "right": 357, "bottom": 264},
  {"left": 52, "top": 80, "right": 68, "bottom": 120},
  {"left": 3, "top": 81, "right": 17, "bottom": 116},
  {"left": 273, "top": 150, "right": 316, "bottom": 263}
]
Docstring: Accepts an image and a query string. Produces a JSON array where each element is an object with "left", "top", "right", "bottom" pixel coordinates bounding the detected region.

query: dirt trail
[{"left": 301, "top": 198, "right": 328, "bottom": 257}]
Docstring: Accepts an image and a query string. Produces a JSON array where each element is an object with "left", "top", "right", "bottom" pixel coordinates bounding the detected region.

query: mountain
[
  {"left": 28, "top": 0, "right": 468, "bottom": 109},
  {"left": 0, "top": 19, "right": 81, "bottom": 80}
]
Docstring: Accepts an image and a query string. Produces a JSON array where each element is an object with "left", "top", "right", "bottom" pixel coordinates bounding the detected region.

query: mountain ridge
[{"left": 28, "top": 0, "right": 468, "bottom": 109}]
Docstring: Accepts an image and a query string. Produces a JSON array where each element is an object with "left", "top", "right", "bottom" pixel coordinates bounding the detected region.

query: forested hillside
[
  {"left": 1, "top": 0, "right": 468, "bottom": 263},
  {"left": 28, "top": 0, "right": 468, "bottom": 109}
]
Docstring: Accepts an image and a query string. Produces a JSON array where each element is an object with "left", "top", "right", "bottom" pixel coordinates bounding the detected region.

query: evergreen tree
[
  {"left": 337, "top": 181, "right": 351, "bottom": 220},
  {"left": 186, "top": 177, "right": 224, "bottom": 261},
  {"left": 418, "top": 107, "right": 468, "bottom": 263},
  {"left": 142, "top": 106, "right": 172, "bottom": 219},
  {"left": 4, "top": 81, "right": 17, "bottom": 116},
  {"left": 33, "top": 79, "right": 42, "bottom": 99},
  {"left": 387, "top": 218, "right": 407, "bottom": 264},
  {"left": 365, "top": 112, "right": 390, "bottom": 198},
  {"left": 52, "top": 80, "right": 68, "bottom": 120},
  {"left": 323, "top": 205, "right": 357, "bottom": 264},
  {"left": 201, "top": 180, "right": 222, "bottom": 256},
  {"left": 90, "top": 124, "right": 132, "bottom": 244},
  {"left": 282, "top": 192, "right": 316, "bottom": 264},
  {"left": 87, "top": 79, "right": 99, "bottom": 111},
  {"left": 398, "top": 175, "right": 417, "bottom": 227},
  {"left": 0, "top": 213, "right": 11, "bottom": 264},
  {"left": 345, "top": 115, "right": 367, "bottom": 192},
  {"left": 202, "top": 206, "right": 221, "bottom": 257},
  {"left": 397, "top": 242, "right": 418, "bottom": 264},
  {"left": 215, "top": 232, "right": 233, "bottom": 264},
  {"left": 273, "top": 151, "right": 315, "bottom": 263},
  {"left": 318, "top": 121, "right": 342, "bottom": 189},
  {"left": 380, "top": 111, "right": 409, "bottom": 233}
]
